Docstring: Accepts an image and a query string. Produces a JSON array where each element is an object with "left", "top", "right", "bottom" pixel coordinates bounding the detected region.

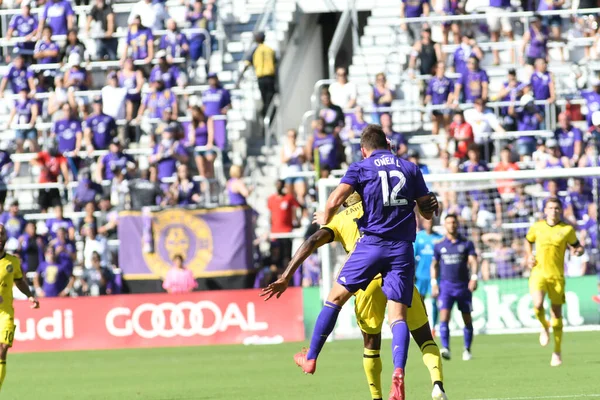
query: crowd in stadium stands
[
  {"left": 267, "top": 2, "right": 600, "bottom": 289},
  {"left": 1, "top": 0, "right": 600, "bottom": 293},
  {"left": 0, "top": 0, "right": 231, "bottom": 296}
]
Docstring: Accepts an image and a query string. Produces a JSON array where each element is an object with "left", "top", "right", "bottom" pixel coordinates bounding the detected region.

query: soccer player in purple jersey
[
  {"left": 431, "top": 214, "right": 479, "bottom": 362},
  {"left": 294, "top": 125, "right": 438, "bottom": 400}
]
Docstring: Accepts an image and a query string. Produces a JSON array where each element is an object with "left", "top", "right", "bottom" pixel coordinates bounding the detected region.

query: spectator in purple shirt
[
  {"left": 188, "top": 106, "right": 216, "bottom": 180},
  {"left": 83, "top": 97, "right": 116, "bottom": 153},
  {"left": 40, "top": 0, "right": 74, "bottom": 36},
  {"left": 7, "top": 87, "right": 39, "bottom": 158},
  {"left": 399, "top": 0, "right": 430, "bottom": 40},
  {"left": 96, "top": 139, "right": 136, "bottom": 182},
  {"left": 149, "top": 127, "right": 189, "bottom": 184},
  {"left": 121, "top": 15, "right": 154, "bottom": 63},
  {"left": 160, "top": 19, "right": 190, "bottom": 60},
  {"left": 186, "top": 1, "right": 208, "bottom": 61},
  {"left": 46, "top": 205, "right": 76, "bottom": 240},
  {"left": 34, "top": 246, "right": 74, "bottom": 298},
  {"left": 452, "top": 32, "right": 483, "bottom": 76},
  {"left": 0, "top": 54, "right": 36, "bottom": 97},
  {"left": 371, "top": 72, "right": 394, "bottom": 121},
  {"left": 554, "top": 112, "right": 583, "bottom": 166},
  {"left": 201, "top": 73, "right": 231, "bottom": 117},
  {"left": 149, "top": 51, "right": 185, "bottom": 89},
  {"left": 0, "top": 200, "right": 26, "bottom": 240},
  {"left": 34, "top": 26, "right": 60, "bottom": 65},
  {"left": 425, "top": 61, "right": 454, "bottom": 135},
  {"left": 137, "top": 79, "right": 178, "bottom": 122},
  {"left": 74, "top": 169, "right": 102, "bottom": 211},
  {"left": 508, "top": 94, "right": 543, "bottom": 157},
  {"left": 6, "top": 2, "right": 39, "bottom": 60},
  {"left": 529, "top": 58, "right": 555, "bottom": 112},
  {"left": 454, "top": 56, "right": 488, "bottom": 103},
  {"left": 49, "top": 227, "right": 76, "bottom": 263},
  {"left": 521, "top": 15, "right": 549, "bottom": 66},
  {"left": 580, "top": 79, "right": 600, "bottom": 128},
  {"left": 53, "top": 103, "right": 83, "bottom": 154},
  {"left": 565, "top": 178, "right": 592, "bottom": 225}
]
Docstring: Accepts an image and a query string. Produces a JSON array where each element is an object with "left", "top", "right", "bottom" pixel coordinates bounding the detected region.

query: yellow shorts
[
  {"left": 529, "top": 274, "right": 566, "bottom": 305},
  {"left": 354, "top": 276, "right": 429, "bottom": 334},
  {"left": 0, "top": 313, "right": 16, "bottom": 347}
]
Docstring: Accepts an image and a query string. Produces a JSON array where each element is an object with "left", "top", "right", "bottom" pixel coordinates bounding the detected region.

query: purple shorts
[
  {"left": 336, "top": 235, "right": 415, "bottom": 306},
  {"left": 438, "top": 280, "right": 472, "bottom": 313}
]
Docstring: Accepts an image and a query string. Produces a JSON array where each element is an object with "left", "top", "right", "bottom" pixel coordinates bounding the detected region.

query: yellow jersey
[
  {"left": 0, "top": 253, "right": 23, "bottom": 316},
  {"left": 322, "top": 202, "right": 363, "bottom": 253},
  {"left": 526, "top": 220, "right": 578, "bottom": 279},
  {"left": 245, "top": 44, "right": 276, "bottom": 78}
]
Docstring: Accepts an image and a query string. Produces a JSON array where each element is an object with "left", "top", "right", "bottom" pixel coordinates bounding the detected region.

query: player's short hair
[
  {"left": 360, "top": 124, "right": 388, "bottom": 151},
  {"left": 545, "top": 197, "right": 563, "bottom": 209},
  {"left": 343, "top": 192, "right": 362, "bottom": 207},
  {"left": 444, "top": 214, "right": 459, "bottom": 222}
]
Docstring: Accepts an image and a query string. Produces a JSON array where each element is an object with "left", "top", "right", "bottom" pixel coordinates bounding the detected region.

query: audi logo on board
[{"left": 105, "top": 301, "right": 269, "bottom": 339}]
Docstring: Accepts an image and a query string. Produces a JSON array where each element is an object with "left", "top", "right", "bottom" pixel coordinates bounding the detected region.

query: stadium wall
[
  {"left": 11, "top": 288, "right": 305, "bottom": 353},
  {"left": 307, "top": 277, "right": 600, "bottom": 340}
]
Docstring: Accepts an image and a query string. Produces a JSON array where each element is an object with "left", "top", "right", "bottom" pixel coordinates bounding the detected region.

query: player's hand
[
  {"left": 313, "top": 211, "right": 327, "bottom": 226},
  {"left": 431, "top": 284, "right": 439, "bottom": 298},
  {"left": 260, "top": 277, "right": 289, "bottom": 301},
  {"left": 468, "top": 279, "right": 478, "bottom": 292},
  {"left": 28, "top": 296, "right": 40, "bottom": 309},
  {"left": 527, "top": 255, "right": 537, "bottom": 269},
  {"left": 418, "top": 193, "right": 439, "bottom": 216}
]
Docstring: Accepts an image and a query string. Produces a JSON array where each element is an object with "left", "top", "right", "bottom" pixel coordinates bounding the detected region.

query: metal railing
[
  {"left": 264, "top": 93, "right": 280, "bottom": 147},
  {"left": 298, "top": 98, "right": 563, "bottom": 142},
  {"left": 327, "top": 7, "right": 353, "bottom": 79}
]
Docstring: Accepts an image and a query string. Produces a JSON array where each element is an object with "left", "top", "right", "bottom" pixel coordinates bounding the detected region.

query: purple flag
[{"left": 118, "top": 207, "right": 253, "bottom": 278}]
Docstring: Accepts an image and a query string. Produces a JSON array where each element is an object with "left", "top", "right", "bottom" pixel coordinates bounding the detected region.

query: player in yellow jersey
[
  {"left": 261, "top": 194, "right": 447, "bottom": 400},
  {"left": 524, "top": 198, "right": 583, "bottom": 367},
  {"left": 0, "top": 224, "right": 40, "bottom": 392}
]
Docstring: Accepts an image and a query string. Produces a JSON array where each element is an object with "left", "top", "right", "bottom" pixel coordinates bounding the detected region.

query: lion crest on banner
[{"left": 143, "top": 209, "right": 213, "bottom": 278}]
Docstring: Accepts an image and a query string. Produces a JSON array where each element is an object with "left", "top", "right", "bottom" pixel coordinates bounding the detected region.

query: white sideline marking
[{"left": 469, "top": 395, "right": 600, "bottom": 400}]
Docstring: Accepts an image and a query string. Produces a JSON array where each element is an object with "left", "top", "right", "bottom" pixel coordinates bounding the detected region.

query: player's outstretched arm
[
  {"left": 14, "top": 277, "right": 40, "bottom": 309},
  {"left": 416, "top": 192, "right": 439, "bottom": 220},
  {"left": 260, "top": 229, "right": 333, "bottom": 301},
  {"left": 316, "top": 184, "right": 354, "bottom": 226}
]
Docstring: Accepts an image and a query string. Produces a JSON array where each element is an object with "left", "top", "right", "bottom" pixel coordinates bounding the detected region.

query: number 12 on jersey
[{"left": 378, "top": 170, "right": 408, "bottom": 206}]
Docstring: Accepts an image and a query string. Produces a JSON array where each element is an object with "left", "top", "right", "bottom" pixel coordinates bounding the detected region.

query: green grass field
[{"left": 2, "top": 331, "right": 599, "bottom": 400}]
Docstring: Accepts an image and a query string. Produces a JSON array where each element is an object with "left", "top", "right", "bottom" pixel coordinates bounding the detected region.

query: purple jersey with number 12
[{"left": 340, "top": 149, "right": 429, "bottom": 241}]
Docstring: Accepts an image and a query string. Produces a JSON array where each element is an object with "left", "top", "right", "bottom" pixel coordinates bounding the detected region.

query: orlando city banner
[
  {"left": 303, "top": 277, "right": 600, "bottom": 339},
  {"left": 118, "top": 206, "right": 254, "bottom": 279}
]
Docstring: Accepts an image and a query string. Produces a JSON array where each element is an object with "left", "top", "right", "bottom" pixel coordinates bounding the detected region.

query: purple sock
[
  {"left": 390, "top": 320, "right": 410, "bottom": 369},
  {"left": 440, "top": 321, "right": 450, "bottom": 349},
  {"left": 464, "top": 324, "right": 474, "bottom": 351},
  {"left": 306, "top": 301, "right": 341, "bottom": 360}
]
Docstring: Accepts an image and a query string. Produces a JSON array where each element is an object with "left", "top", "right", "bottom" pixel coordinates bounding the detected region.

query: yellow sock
[
  {"left": 0, "top": 360, "right": 6, "bottom": 391},
  {"left": 363, "top": 349, "right": 382, "bottom": 399},
  {"left": 534, "top": 308, "right": 550, "bottom": 330},
  {"left": 551, "top": 318, "right": 563, "bottom": 354},
  {"left": 420, "top": 340, "right": 443, "bottom": 384}
]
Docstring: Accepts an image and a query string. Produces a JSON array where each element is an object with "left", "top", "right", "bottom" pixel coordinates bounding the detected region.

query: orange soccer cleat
[
  {"left": 293, "top": 348, "right": 316, "bottom": 375},
  {"left": 388, "top": 368, "right": 405, "bottom": 400}
]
